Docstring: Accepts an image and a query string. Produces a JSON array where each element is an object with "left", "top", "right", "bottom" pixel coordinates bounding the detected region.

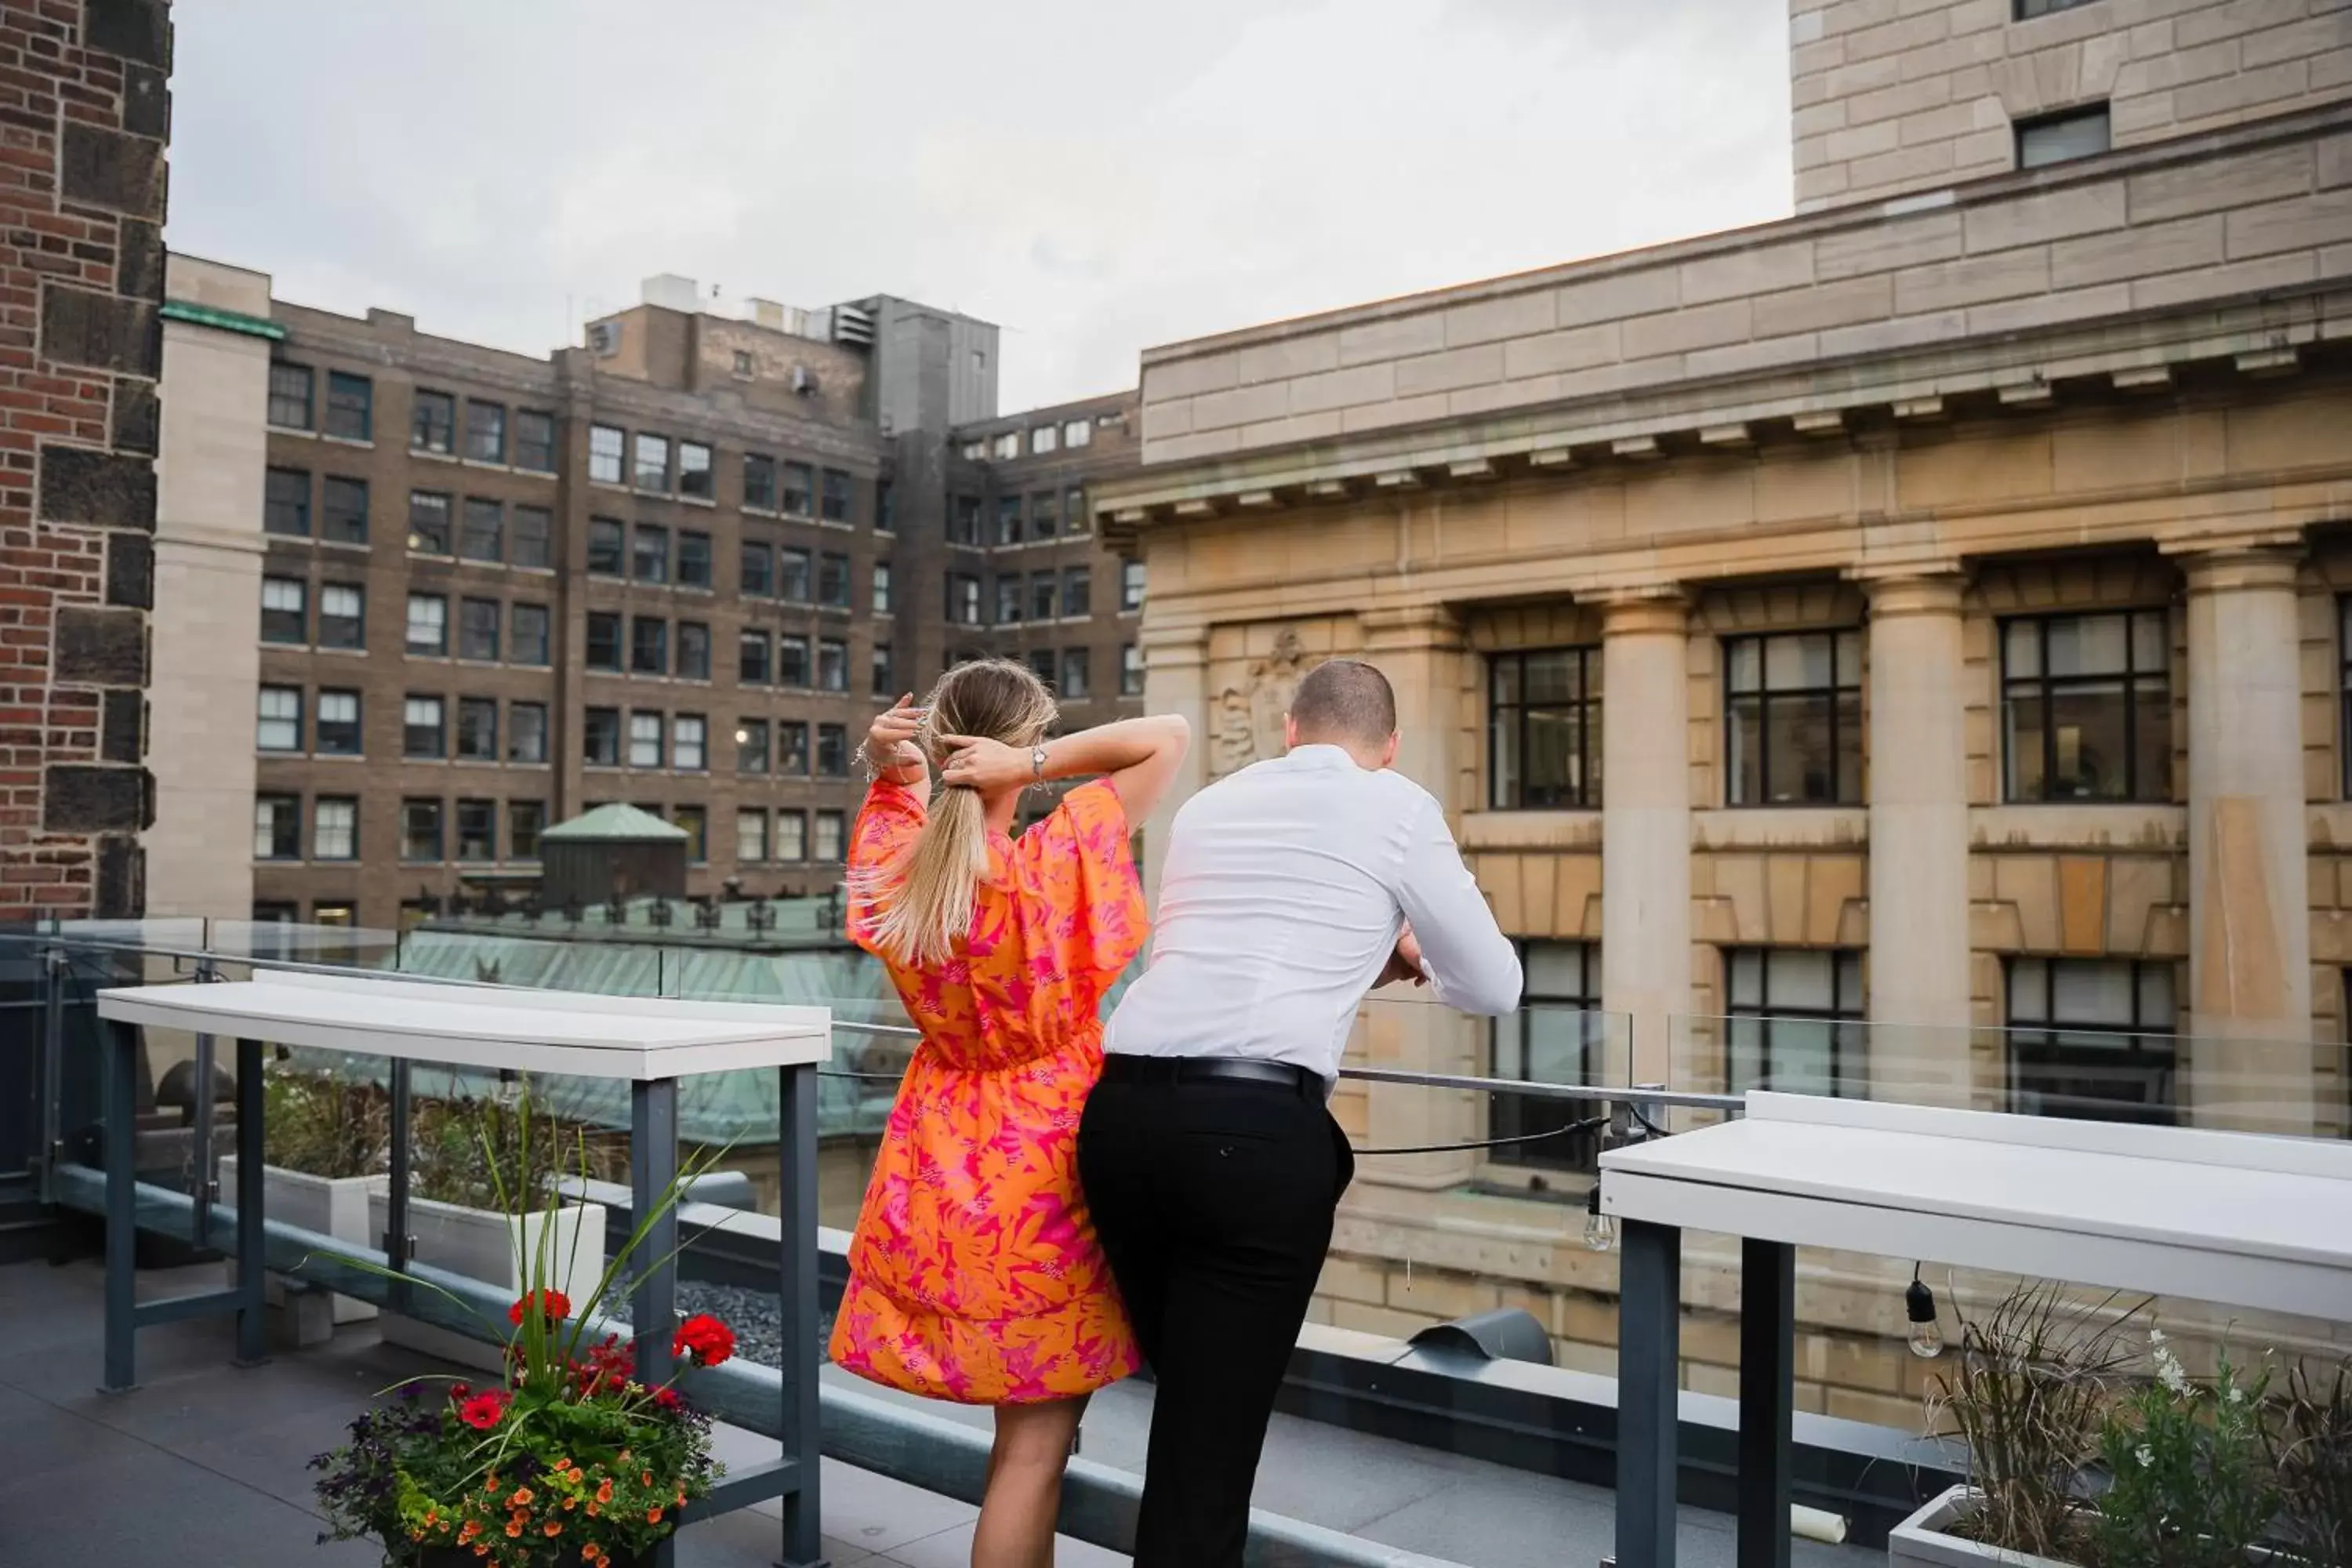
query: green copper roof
[
  {"left": 160, "top": 299, "right": 285, "bottom": 341},
  {"left": 541, "top": 803, "right": 688, "bottom": 843}
]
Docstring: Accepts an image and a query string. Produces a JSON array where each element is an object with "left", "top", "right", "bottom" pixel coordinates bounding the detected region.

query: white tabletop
[
  {"left": 96, "top": 971, "right": 833, "bottom": 1081},
  {"left": 1599, "top": 1093, "right": 2352, "bottom": 1321}
]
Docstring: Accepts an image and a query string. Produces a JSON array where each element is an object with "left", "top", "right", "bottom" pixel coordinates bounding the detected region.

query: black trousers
[{"left": 1076, "top": 1065, "right": 1355, "bottom": 1568}]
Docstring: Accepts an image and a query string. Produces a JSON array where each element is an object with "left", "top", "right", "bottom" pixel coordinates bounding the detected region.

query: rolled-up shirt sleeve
[{"left": 1394, "top": 794, "right": 1523, "bottom": 1016}]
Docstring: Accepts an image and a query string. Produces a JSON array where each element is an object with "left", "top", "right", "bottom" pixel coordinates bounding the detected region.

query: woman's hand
[
  {"left": 863, "top": 695, "right": 927, "bottom": 778},
  {"left": 938, "top": 734, "right": 1033, "bottom": 793}
]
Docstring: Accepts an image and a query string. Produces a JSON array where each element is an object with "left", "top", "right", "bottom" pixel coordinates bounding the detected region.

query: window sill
[
  {"left": 1693, "top": 807, "right": 1867, "bottom": 851},
  {"left": 677, "top": 495, "right": 718, "bottom": 510},
  {"left": 411, "top": 448, "right": 459, "bottom": 464},
  {"left": 1459, "top": 811, "right": 1602, "bottom": 852},
  {"left": 268, "top": 423, "right": 316, "bottom": 439},
  {"left": 1969, "top": 802, "right": 2186, "bottom": 850},
  {"left": 321, "top": 434, "right": 374, "bottom": 451}
]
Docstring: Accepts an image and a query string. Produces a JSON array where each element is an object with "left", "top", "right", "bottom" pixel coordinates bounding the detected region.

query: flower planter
[
  {"left": 1889, "top": 1488, "right": 2089, "bottom": 1568},
  {"left": 418, "top": 1550, "right": 649, "bottom": 1568},
  {"left": 366, "top": 1190, "right": 607, "bottom": 1374},
  {"left": 216, "top": 1157, "right": 382, "bottom": 1324}
]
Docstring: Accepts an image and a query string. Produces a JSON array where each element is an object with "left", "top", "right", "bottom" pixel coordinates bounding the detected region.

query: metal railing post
[
  {"left": 189, "top": 956, "right": 220, "bottom": 1250},
  {"left": 37, "top": 942, "right": 64, "bottom": 1205}
]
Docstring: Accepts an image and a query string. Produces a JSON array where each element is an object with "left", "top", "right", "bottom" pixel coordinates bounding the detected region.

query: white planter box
[
  {"left": 365, "top": 1190, "right": 607, "bottom": 1374},
  {"left": 217, "top": 1158, "right": 383, "bottom": 1325},
  {"left": 1889, "top": 1488, "right": 2087, "bottom": 1568}
]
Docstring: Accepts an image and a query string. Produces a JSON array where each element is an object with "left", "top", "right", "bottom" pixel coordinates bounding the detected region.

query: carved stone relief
[{"left": 1209, "top": 627, "right": 1313, "bottom": 777}]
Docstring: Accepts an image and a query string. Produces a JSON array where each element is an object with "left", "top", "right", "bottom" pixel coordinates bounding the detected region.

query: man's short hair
[{"left": 1289, "top": 659, "right": 1397, "bottom": 745}]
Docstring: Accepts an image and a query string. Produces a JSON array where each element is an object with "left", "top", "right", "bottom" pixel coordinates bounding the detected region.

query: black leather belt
[{"left": 1102, "top": 1054, "right": 1326, "bottom": 1100}]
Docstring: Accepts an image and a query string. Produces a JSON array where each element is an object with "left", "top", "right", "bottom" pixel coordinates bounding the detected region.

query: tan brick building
[{"left": 1098, "top": 0, "right": 2352, "bottom": 1414}]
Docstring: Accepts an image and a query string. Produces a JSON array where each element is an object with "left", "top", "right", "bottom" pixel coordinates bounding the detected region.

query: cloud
[{"left": 164, "top": 0, "right": 1790, "bottom": 410}]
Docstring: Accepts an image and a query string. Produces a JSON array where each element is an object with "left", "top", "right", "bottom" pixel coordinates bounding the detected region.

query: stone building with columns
[{"left": 1095, "top": 0, "right": 2352, "bottom": 1417}]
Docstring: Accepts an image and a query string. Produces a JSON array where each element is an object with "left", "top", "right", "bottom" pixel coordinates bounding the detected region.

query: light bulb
[
  {"left": 1905, "top": 1277, "right": 1943, "bottom": 1359},
  {"left": 1584, "top": 1184, "right": 1617, "bottom": 1254}
]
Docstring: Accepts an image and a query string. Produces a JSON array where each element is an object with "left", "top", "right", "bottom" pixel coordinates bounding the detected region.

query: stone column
[
  {"left": 1600, "top": 590, "right": 1692, "bottom": 1086},
  {"left": 1136, "top": 620, "right": 1210, "bottom": 906},
  {"left": 2181, "top": 544, "right": 2314, "bottom": 1134},
  {"left": 1861, "top": 572, "right": 1973, "bottom": 1105}
]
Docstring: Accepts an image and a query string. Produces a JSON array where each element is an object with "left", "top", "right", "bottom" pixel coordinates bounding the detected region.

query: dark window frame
[
  {"left": 1725, "top": 947, "right": 1867, "bottom": 1098},
  {"left": 1489, "top": 647, "right": 1602, "bottom": 811},
  {"left": 410, "top": 389, "right": 456, "bottom": 456},
  {"left": 460, "top": 497, "right": 503, "bottom": 562},
  {"left": 630, "top": 615, "right": 669, "bottom": 676},
  {"left": 454, "top": 797, "right": 497, "bottom": 862},
  {"left": 464, "top": 400, "right": 506, "bottom": 464},
  {"left": 585, "top": 612, "right": 623, "bottom": 672},
  {"left": 2005, "top": 956, "right": 2179, "bottom": 1126},
  {"left": 514, "top": 409, "right": 557, "bottom": 473},
  {"left": 677, "top": 621, "right": 711, "bottom": 681},
  {"left": 254, "top": 793, "right": 302, "bottom": 862},
  {"left": 678, "top": 531, "right": 713, "bottom": 590},
  {"left": 509, "top": 700, "right": 549, "bottom": 764},
  {"left": 1488, "top": 940, "right": 1606, "bottom": 1174},
  {"left": 260, "top": 576, "right": 307, "bottom": 644},
  {"left": 2000, "top": 609, "right": 2171, "bottom": 804},
  {"left": 586, "top": 517, "right": 626, "bottom": 576},
  {"left": 318, "top": 583, "right": 364, "bottom": 650},
  {"left": 510, "top": 505, "right": 551, "bottom": 569},
  {"left": 315, "top": 688, "right": 361, "bottom": 756},
  {"left": 407, "top": 490, "right": 452, "bottom": 556},
  {"left": 267, "top": 362, "right": 314, "bottom": 430},
  {"left": 456, "top": 696, "right": 499, "bottom": 760},
  {"left": 264, "top": 466, "right": 310, "bottom": 537},
  {"left": 321, "top": 475, "right": 368, "bottom": 544},
  {"left": 457, "top": 597, "right": 501, "bottom": 662},
  {"left": 402, "top": 694, "right": 448, "bottom": 760},
  {"left": 1723, "top": 630, "right": 1862, "bottom": 808},
  {"left": 583, "top": 707, "right": 622, "bottom": 767},
  {"left": 325, "top": 372, "right": 372, "bottom": 441}
]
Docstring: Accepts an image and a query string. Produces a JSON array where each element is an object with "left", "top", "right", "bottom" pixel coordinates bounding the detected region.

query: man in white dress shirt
[{"left": 1079, "top": 658, "right": 1523, "bottom": 1568}]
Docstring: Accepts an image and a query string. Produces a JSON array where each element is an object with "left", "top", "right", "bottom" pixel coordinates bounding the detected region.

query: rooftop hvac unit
[
  {"left": 832, "top": 304, "right": 875, "bottom": 347},
  {"left": 586, "top": 321, "right": 621, "bottom": 357}
]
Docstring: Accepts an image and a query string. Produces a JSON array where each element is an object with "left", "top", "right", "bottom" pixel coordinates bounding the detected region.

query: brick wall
[{"left": 0, "top": 0, "right": 169, "bottom": 922}]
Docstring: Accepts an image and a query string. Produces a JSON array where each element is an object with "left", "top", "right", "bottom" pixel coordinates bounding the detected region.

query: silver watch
[{"left": 1031, "top": 746, "right": 1049, "bottom": 782}]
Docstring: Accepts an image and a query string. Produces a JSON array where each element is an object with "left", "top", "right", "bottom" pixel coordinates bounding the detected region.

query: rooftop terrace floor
[{"left": 0, "top": 1257, "right": 1877, "bottom": 1568}]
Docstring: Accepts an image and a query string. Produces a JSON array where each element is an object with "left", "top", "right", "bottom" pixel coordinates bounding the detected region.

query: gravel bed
[{"left": 677, "top": 1280, "right": 797, "bottom": 1368}]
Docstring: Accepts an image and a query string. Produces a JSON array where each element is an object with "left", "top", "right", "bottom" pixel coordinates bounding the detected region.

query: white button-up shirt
[{"left": 1105, "top": 744, "right": 1523, "bottom": 1080}]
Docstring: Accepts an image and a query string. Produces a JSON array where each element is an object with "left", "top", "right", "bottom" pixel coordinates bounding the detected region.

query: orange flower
[
  {"left": 562, "top": 1497, "right": 577, "bottom": 1512},
  {"left": 543, "top": 1520, "right": 564, "bottom": 1537},
  {"left": 509, "top": 1487, "right": 535, "bottom": 1508},
  {"left": 647, "top": 1507, "right": 663, "bottom": 1524},
  {"left": 585, "top": 1501, "right": 600, "bottom": 1518},
  {"left": 595, "top": 1479, "right": 613, "bottom": 1504},
  {"left": 506, "top": 1519, "right": 524, "bottom": 1537},
  {"left": 641, "top": 1472, "right": 653, "bottom": 1486}
]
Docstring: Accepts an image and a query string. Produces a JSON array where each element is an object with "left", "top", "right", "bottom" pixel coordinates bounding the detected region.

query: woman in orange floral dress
[{"left": 831, "top": 658, "right": 1190, "bottom": 1567}]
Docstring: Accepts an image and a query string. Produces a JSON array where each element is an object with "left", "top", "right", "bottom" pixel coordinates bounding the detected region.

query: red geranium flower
[
  {"left": 670, "top": 1313, "right": 735, "bottom": 1368},
  {"left": 653, "top": 1385, "right": 681, "bottom": 1410},
  {"left": 509, "top": 1288, "right": 572, "bottom": 1326},
  {"left": 458, "top": 1389, "right": 510, "bottom": 1431}
]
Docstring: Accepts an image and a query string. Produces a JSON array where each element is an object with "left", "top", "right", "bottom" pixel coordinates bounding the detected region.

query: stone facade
[{"left": 1793, "top": 0, "right": 2352, "bottom": 212}]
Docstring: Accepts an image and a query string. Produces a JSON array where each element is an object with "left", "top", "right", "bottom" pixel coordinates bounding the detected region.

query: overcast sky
[{"left": 168, "top": 0, "right": 1792, "bottom": 412}]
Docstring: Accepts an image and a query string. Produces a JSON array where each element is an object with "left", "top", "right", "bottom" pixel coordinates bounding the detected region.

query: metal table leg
[
  {"left": 383, "top": 1058, "right": 412, "bottom": 1315},
  {"left": 779, "top": 1062, "right": 825, "bottom": 1566},
  {"left": 1616, "top": 1218, "right": 1682, "bottom": 1568},
  {"left": 1738, "top": 1238, "right": 1795, "bottom": 1568},
  {"left": 632, "top": 1077, "right": 681, "bottom": 1568},
  {"left": 101, "top": 1017, "right": 138, "bottom": 1392},
  {"left": 233, "top": 1038, "right": 268, "bottom": 1367}
]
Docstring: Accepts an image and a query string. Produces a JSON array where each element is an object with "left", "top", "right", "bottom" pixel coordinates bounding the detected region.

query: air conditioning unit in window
[
  {"left": 586, "top": 321, "right": 621, "bottom": 357},
  {"left": 790, "top": 364, "right": 817, "bottom": 396}
]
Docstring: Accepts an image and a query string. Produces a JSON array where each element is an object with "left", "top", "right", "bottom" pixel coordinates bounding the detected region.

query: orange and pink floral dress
[{"left": 828, "top": 775, "right": 1146, "bottom": 1405}]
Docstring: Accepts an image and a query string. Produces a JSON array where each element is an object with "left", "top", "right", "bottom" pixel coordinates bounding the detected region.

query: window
[
  {"left": 1121, "top": 643, "right": 1144, "bottom": 697},
  {"left": 737, "top": 719, "right": 770, "bottom": 774},
  {"left": 1490, "top": 942, "right": 1606, "bottom": 1172},
  {"left": 514, "top": 409, "right": 556, "bottom": 472},
  {"left": 1030, "top": 570, "right": 1058, "bottom": 622},
  {"left": 1725, "top": 630, "right": 1860, "bottom": 807},
  {"left": 818, "top": 637, "right": 848, "bottom": 692},
  {"left": 775, "top": 808, "right": 808, "bottom": 862},
  {"left": 586, "top": 517, "right": 625, "bottom": 575},
  {"left": 631, "top": 615, "right": 668, "bottom": 676},
  {"left": 1031, "top": 492, "right": 1058, "bottom": 541},
  {"left": 1121, "top": 560, "right": 1146, "bottom": 612},
  {"left": 737, "top": 808, "right": 768, "bottom": 864},
  {"left": 458, "top": 597, "right": 499, "bottom": 662},
  {"left": 256, "top": 686, "right": 302, "bottom": 752},
  {"left": 2016, "top": 0, "right": 2097, "bottom": 19},
  {"left": 261, "top": 577, "right": 306, "bottom": 643},
  {"left": 779, "top": 547, "right": 812, "bottom": 604},
  {"left": 510, "top": 506, "right": 550, "bottom": 569},
  {"left": 325, "top": 372, "right": 372, "bottom": 441},
  {"left": 782, "top": 462, "right": 814, "bottom": 516},
  {"left": 1063, "top": 419, "right": 1091, "bottom": 449},
  {"left": 877, "top": 481, "right": 894, "bottom": 534},
  {"left": 406, "top": 593, "right": 448, "bottom": 655},
  {"left": 412, "top": 390, "right": 456, "bottom": 455},
  {"left": 2002, "top": 610, "right": 2170, "bottom": 803},
  {"left": 583, "top": 707, "right": 620, "bottom": 767},
  {"left": 996, "top": 575, "right": 1023, "bottom": 626},
  {"left": 511, "top": 603, "right": 550, "bottom": 666},
  {"left": 455, "top": 799, "right": 495, "bottom": 861},
  {"left": 816, "top": 724, "right": 848, "bottom": 777},
  {"left": 744, "top": 453, "right": 777, "bottom": 511},
  {"left": 403, "top": 695, "right": 446, "bottom": 758},
  {"left": 264, "top": 467, "right": 310, "bottom": 536},
  {"left": 633, "top": 432, "right": 670, "bottom": 492},
  {"left": 996, "top": 495, "right": 1022, "bottom": 546},
  {"left": 821, "top": 468, "right": 851, "bottom": 524},
  {"left": 739, "top": 632, "right": 770, "bottom": 685},
  {"left": 779, "top": 634, "right": 810, "bottom": 688},
  {"left": 1027, "top": 649, "right": 1058, "bottom": 686},
  {"left": 633, "top": 524, "right": 670, "bottom": 584},
  {"left": 2339, "top": 600, "right": 2352, "bottom": 797},
  {"left": 740, "top": 540, "right": 775, "bottom": 597},
  {"left": 408, "top": 490, "right": 452, "bottom": 555},
  {"left": 1726, "top": 948, "right": 1867, "bottom": 1098},
  {"left": 1062, "top": 648, "right": 1091, "bottom": 699},
  {"left": 673, "top": 804, "right": 707, "bottom": 864},
  {"left": 2007, "top": 958, "right": 2176, "bottom": 1125},
  {"left": 818, "top": 552, "right": 851, "bottom": 608},
  {"left": 993, "top": 432, "right": 1020, "bottom": 460},
  {"left": 779, "top": 721, "right": 810, "bottom": 775},
  {"left": 628, "top": 712, "right": 664, "bottom": 768},
  {"left": 873, "top": 643, "right": 895, "bottom": 696},
  {"left": 319, "top": 584, "right": 364, "bottom": 649},
  {"left": 322, "top": 476, "right": 368, "bottom": 543},
  {"left": 873, "top": 561, "right": 893, "bottom": 615},
  {"left": 1062, "top": 567, "right": 1091, "bottom": 619},
  {"left": 814, "top": 808, "right": 847, "bottom": 862},
  {"left": 731, "top": 348, "right": 756, "bottom": 378},
  {"left": 678, "top": 531, "right": 712, "bottom": 589},
  {"left": 677, "top": 622, "right": 710, "bottom": 681},
  {"left": 312, "top": 902, "right": 355, "bottom": 931},
  {"left": 678, "top": 441, "right": 713, "bottom": 499},
  {"left": 460, "top": 497, "right": 503, "bottom": 562},
  {"left": 456, "top": 696, "right": 497, "bottom": 760},
  {"left": 253, "top": 794, "right": 300, "bottom": 861},
  {"left": 1490, "top": 647, "right": 1602, "bottom": 810},
  {"left": 673, "top": 714, "right": 707, "bottom": 771},
  {"left": 510, "top": 800, "right": 546, "bottom": 861},
  {"left": 268, "top": 362, "right": 314, "bottom": 430},
  {"left": 1066, "top": 485, "right": 1090, "bottom": 535},
  {"left": 1033, "top": 425, "right": 1058, "bottom": 456},
  {"left": 949, "top": 495, "right": 981, "bottom": 545},
  {"left": 509, "top": 701, "right": 548, "bottom": 764},
  {"left": 317, "top": 689, "right": 361, "bottom": 754},
  {"left": 960, "top": 439, "right": 986, "bottom": 461},
  {"left": 586, "top": 612, "right": 622, "bottom": 671},
  {"left": 947, "top": 573, "right": 982, "bottom": 626},
  {"left": 465, "top": 401, "right": 506, "bottom": 463},
  {"left": 589, "top": 423, "right": 625, "bottom": 485},
  {"left": 2016, "top": 103, "right": 2111, "bottom": 170},
  {"left": 314, "top": 797, "right": 357, "bottom": 861}
]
